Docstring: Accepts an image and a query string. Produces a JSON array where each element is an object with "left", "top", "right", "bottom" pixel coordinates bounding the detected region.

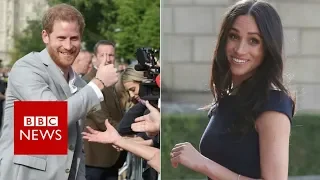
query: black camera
[{"left": 134, "top": 47, "right": 160, "bottom": 105}]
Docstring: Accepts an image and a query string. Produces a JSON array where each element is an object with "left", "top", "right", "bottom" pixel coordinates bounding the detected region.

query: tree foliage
[
  {"left": 113, "top": 0, "right": 160, "bottom": 60},
  {"left": 9, "top": 0, "right": 159, "bottom": 64},
  {"left": 48, "top": 0, "right": 118, "bottom": 51}
]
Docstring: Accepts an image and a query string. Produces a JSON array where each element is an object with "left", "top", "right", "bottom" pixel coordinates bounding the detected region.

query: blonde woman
[{"left": 115, "top": 65, "right": 146, "bottom": 111}]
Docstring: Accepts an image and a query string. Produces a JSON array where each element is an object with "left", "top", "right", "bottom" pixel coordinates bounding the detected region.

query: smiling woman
[
  {"left": 115, "top": 66, "right": 146, "bottom": 110},
  {"left": 225, "top": 15, "right": 264, "bottom": 87},
  {"left": 169, "top": 0, "right": 296, "bottom": 179}
]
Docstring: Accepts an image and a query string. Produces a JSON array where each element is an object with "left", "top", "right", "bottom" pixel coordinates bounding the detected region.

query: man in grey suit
[{"left": 0, "top": 4, "right": 118, "bottom": 180}]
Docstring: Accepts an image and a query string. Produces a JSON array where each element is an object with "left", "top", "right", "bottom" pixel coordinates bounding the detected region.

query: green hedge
[{"left": 161, "top": 113, "right": 320, "bottom": 179}]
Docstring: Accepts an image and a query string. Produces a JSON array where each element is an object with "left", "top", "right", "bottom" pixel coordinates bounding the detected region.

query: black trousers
[
  {"left": 85, "top": 165, "right": 118, "bottom": 180},
  {"left": 85, "top": 151, "right": 127, "bottom": 180}
]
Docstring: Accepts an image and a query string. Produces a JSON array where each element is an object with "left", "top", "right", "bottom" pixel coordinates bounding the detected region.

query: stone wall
[{"left": 0, "top": 0, "right": 48, "bottom": 65}]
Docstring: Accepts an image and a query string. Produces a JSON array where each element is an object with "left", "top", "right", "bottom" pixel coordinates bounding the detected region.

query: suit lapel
[
  {"left": 73, "top": 74, "right": 87, "bottom": 90},
  {"left": 82, "top": 68, "right": 97, "bottom": 83},
  {"left": 38, "top": 48, "right": 72, "bottom": 98}
]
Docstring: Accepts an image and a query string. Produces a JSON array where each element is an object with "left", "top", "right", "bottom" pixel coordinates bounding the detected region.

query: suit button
[
  {"left": 69, "top": 145, "right": 74, "bottom": 151},
  {"left": 65, "top": 168, "right": 70, "bottom": 173}
]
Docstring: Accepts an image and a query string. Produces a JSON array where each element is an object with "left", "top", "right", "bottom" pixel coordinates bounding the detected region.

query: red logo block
[{"left": 14, "top": 101, "right": 68, "bottom": 155}]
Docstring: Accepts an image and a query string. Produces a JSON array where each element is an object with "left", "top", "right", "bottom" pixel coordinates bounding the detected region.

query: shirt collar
[{"left": 59, "top": 67, "right": 76, "bottom": 86}]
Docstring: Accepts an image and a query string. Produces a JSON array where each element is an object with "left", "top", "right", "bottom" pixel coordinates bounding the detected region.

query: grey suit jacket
[{"left": 0, "top": 48, "right": 101, "bottom": 180}]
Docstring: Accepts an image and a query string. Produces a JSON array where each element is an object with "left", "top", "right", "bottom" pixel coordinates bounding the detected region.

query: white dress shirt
[{"left": 61, "top": 67, "right": 104, "bottom": 102}]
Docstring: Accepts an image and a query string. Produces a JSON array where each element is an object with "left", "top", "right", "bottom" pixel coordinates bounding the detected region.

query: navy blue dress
[{"left": 199, "top": 90, "right": 294, "bottom": 179}]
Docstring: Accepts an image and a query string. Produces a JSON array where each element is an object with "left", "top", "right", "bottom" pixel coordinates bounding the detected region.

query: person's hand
[
  {"left": 131, "top": 101, "right": 160, "bottom": 135},
  {"left": 82, "top": 119, "right": 121, "bottom": 144},
  {"left": 94, "top": 57, "right": 118, "bottom": 88},
  {"left": 170, "top": 142, "right": 206, "bottom": 172},
  {"left": 112, "top": 145, "right": 123, "bottom": 152},
  {"left": 131, "top": 114, "right": 159, "bottom": 135},
  {"left": 154, "top": 57, "right": 160, "bottom": 67}
]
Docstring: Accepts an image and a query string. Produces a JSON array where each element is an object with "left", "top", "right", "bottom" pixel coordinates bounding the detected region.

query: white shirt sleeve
[{"left": 88, "top": 81, "right": 104, "bottom": 102}]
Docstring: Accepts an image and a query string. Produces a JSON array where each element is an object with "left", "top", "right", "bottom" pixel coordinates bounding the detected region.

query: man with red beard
[{"left": 0, "top": 4, "right": 118, "bottom": 180}]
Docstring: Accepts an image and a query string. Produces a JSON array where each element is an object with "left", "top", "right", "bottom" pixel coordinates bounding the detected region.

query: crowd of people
[{"left": 0, "top": 3, "right": 160, "bottom": 180}]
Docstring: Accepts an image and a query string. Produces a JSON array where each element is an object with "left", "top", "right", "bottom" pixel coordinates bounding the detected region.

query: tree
[
  {"left": 48, "top": 0, "right": 160, "bottom": 60},
  {"left": 137, "top": 1, "right": 160, "bottom": 50},
  {"left": 9, "top": 0, "right": 160, "bottom": 64},
  {"left": 9, "top": 20, "right": 45, "bottom": 65},
  {"left": 48, "top": 0, "right": 118, "bottom": 52},
  {"left": 112, "top": 0, "right": 160, "bottom": 60}
]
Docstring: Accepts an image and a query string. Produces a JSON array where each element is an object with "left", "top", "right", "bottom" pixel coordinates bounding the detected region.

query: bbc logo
[{"left": 24, "top": 116, "right": 58, "bottom": 127}]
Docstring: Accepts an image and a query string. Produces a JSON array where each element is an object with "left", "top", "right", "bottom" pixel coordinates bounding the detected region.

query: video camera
[{"left": 134, "top": 47, "right": 160, "bottom": 106}]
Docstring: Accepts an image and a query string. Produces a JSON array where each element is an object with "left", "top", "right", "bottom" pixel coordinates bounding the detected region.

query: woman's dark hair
[{"left": 210, "top": 0, "right": 295, "bottom": 131}]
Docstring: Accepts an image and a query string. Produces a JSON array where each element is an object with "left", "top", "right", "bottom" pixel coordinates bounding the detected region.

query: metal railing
[{"left": 119, "top": 152, "right": 144, "bottom": 180}]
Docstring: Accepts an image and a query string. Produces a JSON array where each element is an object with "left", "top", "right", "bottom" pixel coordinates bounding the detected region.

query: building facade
[{"left": 0, "top": 0, "right": 48, "bottom": 65}]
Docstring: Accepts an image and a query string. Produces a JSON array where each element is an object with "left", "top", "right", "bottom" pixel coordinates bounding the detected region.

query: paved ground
[
  {"left": 176, "top": 177, "right": 320, "bottom": 180},
  {"left": 162, "top": 102, "right": 206, "bottom": 114},
  {"left": 289, "top": 176, "right": 320, "bottom": 180}
]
